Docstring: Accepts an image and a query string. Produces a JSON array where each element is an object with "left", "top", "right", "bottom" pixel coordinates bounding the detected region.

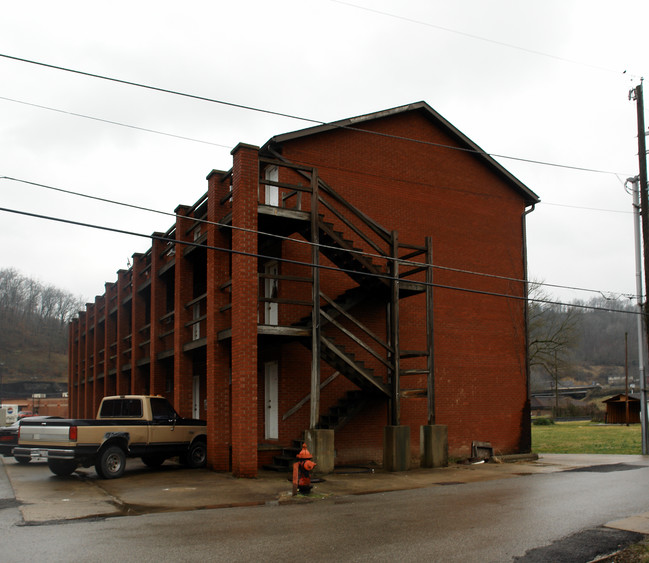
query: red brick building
[{"left": 69, "top": 102, "right": 539, "bottom": 477}]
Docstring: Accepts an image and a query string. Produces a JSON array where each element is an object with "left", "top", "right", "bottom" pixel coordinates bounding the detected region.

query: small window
[
  {"left": 150, "top": 398, "right": 177, "bottom": 422},
  {"left": 100, "top": 398, "right": 143, "bottom": 418}
]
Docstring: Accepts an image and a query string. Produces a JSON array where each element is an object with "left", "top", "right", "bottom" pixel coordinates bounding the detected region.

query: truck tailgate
[{"left": 20, "top": 425, "right": 72, "bottom": 444}]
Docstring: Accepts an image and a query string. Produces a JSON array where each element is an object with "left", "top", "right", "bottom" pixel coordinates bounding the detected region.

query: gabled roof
[
  {"left": 603, "top": 393, "right": 641, "bottom": 403},
  {"left": 264, "top": 101, "right": 540, "bottom": 206}
]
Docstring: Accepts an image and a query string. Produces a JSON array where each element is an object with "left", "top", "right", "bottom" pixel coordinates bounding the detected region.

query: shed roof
[
  {"left": 603, "top": 393, "right": 641, "bottom": 404},
  {"left": 264, "top": 101, "right": 540, "bottom": 207}
]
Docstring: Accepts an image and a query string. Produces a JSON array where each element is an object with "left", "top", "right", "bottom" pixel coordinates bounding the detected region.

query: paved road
[{"left": 1, "top": 457, "right": 648, "bottom": 562}]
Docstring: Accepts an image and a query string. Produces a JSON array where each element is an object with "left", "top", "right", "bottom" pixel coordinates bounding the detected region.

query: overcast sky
[{"left": 1, "top": 1, "right": 648, "bottom": 307}]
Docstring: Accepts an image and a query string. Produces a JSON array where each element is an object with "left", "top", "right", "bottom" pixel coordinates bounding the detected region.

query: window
[
  {"left": 150, "top": 398, "right": 178, "bottom": 422},
  {"left": 99, "top": 398, "right": 143, "bottom": 418}
]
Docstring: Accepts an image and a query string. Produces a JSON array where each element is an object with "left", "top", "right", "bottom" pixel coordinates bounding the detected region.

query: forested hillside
[
  {"left": 0, "top": 267, "right": 641, "bottom": 397},
  {"left": 0, "top": 268, "right": 85, "bottom": 390},
  {"left": 530, "top": 292, "right": 643, "bottom": 392}
]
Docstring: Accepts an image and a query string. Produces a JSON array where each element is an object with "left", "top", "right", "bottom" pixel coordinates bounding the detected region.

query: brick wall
[
  {"left": 173, "top": 205, "right": 194, "bottom": 417},
  {"left": 206, "top": 169, "right": 233, "bottom": 471},
  {"left": 67, "top": 106, "right": 533, "bottom": 471},
  {"left": 276, "top": 110, "right": 531, "bottom": 460},
  {"left": 230, "top": 144, "right": 260, "bottom": 477}
]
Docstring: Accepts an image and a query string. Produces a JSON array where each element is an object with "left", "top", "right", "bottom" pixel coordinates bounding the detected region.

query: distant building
[
  {"left": 603, "top": 394, "right": 641, "bottom": 424},
  {"left": 69, "top": 102, "right": 539, "bottom": 476}
]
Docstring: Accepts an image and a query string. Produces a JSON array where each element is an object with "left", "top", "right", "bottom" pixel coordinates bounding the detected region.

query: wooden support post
[
  {"left": 426, "top": 236, "right": 435, "bottom": 425},
  {"left": 310, "top": 171, "right": 321, "bottom": 429},
  {"left": 390, "top": 231, "right": 400, "bottom": 426}
]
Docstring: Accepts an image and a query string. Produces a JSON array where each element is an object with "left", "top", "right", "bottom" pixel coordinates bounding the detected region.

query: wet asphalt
[
  {"left": 1, "top": 453, "right": 648, "bottom": 527},
  {"left": 1, "top": 454, "right": 649, "bottom": 561}
]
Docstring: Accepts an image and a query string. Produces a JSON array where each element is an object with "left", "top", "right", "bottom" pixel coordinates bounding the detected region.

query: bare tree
[
  {"left": 0, "top": 267, "right": 85, "bottom": 355},
  {"left": 528, "top": 280, "right": 581, "bottom": 406},
  {"left": 0, "top": 268, "right": 25, "bottom": 321}
]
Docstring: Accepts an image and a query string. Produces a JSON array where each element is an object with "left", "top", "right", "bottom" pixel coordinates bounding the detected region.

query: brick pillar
[
  {"left": 78, "top": 311, "right": 87, "bottom": 417},
  {"left": 131, "top": 253, "right": 147, "bottom": 394},
  {"left": 206, "top": 169, "right": 233, "bottom": 471},
  {"left": 174, "top": 206, "right": 194, "bottom": 417},
  {"left": 84, "top": 304, "right": 93, "bottom": 419},
  {"left": 150, "top": 235, "right": 167, "bottom": 396},
  {"left": 68, "top": 319, "right": 78, "bottom": 418},
  {"left": 105, "top": 282, "right": 117, "bottom": 397},
  {"left": 104, "top": 282, "right": 117, "bottom": 397},
  {"left": 115, "top": 270, "right": 130, "bottom": 395},
  {"left": 230, "top": 144, "right": 259, "bottom": 478},
  {"left": 93, "top": 295, "right": 105, "bottom": 416}
]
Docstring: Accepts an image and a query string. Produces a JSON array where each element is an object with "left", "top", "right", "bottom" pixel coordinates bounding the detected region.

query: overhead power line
[
  {"left": 0, "top": 95, "right": 232, "bottom": 148},
  {"left": 0, "top": 54, "right": 632, "bottom": 176},
  {"left": 0, "top": 175, "right": 638, "bottom": 301},
  {"left": 0, "top": 203, "right": 642, "bottom": 317},
  {"left": 330, "top": 0, "right": 638, "bottom": 78},
  {"left": 0, "top": 53, "right": 321, "bottom": 125},
  {"left": 541, "top": 201, "right": 633, "bottom": 215}
]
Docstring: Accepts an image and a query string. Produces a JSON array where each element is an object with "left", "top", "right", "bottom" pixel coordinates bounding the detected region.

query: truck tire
[
  {"left": 141, "top": 454, "right": 165, "bottom": 468},
  {"left": 14, "top": 455, "right": 31, "bottom": 464},
  {"left": 48, "top": 459, "right": 78, "bottom": 477},
  {"left": 95, "top": 446, "right": 126, "bottom": 479},
  {"left": 181, "top": 440, "right": 207, "bottom": 468}
]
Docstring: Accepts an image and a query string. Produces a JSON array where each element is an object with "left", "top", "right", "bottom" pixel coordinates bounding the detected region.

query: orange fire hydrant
[{"left": 292, "top": 443, "right": 317, "bottom": 495}]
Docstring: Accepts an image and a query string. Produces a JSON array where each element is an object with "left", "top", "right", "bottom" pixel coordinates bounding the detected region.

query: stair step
[{"left": 316, "top": 389, "right": 371, "bottom": 432}]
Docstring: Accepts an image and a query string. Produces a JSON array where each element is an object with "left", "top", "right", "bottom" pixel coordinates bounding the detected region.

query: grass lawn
[{"left": 532, "top": 420, "right": 643, "bottom": 455}]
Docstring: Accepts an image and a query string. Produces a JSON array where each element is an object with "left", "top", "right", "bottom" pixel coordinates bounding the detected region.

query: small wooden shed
[{"left": 603, "top": 394, "right": 641, "bottom": 424}]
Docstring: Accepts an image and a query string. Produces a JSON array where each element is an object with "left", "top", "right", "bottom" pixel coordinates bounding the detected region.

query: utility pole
[
  {"left": 625, "top": 332, "right": 629, "bottom": 426},
  {"left": 627, "top": 175, "right": 647, "bottom": 448},
  {"left": 629, "top": 82, "right": 649, "bottom": 453}
]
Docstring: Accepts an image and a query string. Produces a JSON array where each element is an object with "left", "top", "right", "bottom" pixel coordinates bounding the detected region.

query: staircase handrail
[
  {"left": 262, "top": 150, "right": 392, "bottom": 253},
  {"left": 321, "top": 310, "right": 392, "bottom": 371},
  {"left": 320, "top": 292, "right": 393, "bottom": 355},
  {"left": 316, "top": 178, "right": 392, "bottom": 247},
  {"left": 317, "top": 196, "right": 387, "bottom": 258}
]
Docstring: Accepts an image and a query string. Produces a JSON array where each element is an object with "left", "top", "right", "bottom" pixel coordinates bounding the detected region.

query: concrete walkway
[{"left": 2, "top": 453, "right": 649, "bottom": 530}]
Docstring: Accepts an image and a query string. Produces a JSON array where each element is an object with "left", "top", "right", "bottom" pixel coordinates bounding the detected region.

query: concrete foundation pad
[
  {"left": 420, "top": 425, "right": 448, "bottom": 468},
  {"left": 383, "top": 425, "right": 410, "bottom": 472},
  {"left": 304, "top": 429, "right": 334, "bottom": 475}
]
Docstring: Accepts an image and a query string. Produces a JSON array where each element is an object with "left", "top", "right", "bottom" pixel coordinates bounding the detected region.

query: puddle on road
[{"left": 565, "top": 463, "right": 645, "bottom": 473}]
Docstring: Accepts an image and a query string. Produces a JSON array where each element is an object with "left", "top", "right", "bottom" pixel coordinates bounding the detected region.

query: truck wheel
[
  {"left": 96, "top": 446, "right": 126, "bottom": 479},
  {"left": 48, "top": 459, "right": 78, "bottom": 477},
  {"left": 181, "top": 440, "right": 207, "bottom": 468},
  {"left": 142, "top": 455, "right": 165, "bottom": 468},
  {"left": 14, "top": 455, "right": 31, "bottom": 464}
]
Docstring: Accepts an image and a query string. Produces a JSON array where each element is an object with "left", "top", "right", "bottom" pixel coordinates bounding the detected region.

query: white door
[
  {"left": 265, "top": 361, "right": 279, "bottom": 440},
  {"left": 264, "top": 261, "right": 278, "bottom": 325},
  {"left": 192, "top": 376, "right": 200, "bottom": 419},
  {"left": 265, "top": 165, "right": 279, "bottom": 207}
]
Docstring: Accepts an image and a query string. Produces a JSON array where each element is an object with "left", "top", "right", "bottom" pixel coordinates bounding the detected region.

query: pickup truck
[{"left": 14, "top": 395, "right": 207, "bottom": 479}]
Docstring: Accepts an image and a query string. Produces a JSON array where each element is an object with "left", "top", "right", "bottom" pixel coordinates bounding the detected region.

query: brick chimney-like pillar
[{"left": 230, "top": 143, "right": 260, "bottom": 478}]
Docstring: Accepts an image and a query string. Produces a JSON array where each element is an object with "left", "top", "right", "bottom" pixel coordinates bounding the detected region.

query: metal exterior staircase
[
  {"left": 248, "top": 155, "right": 433, "bottom": 464},
  {"left": 263, "top": 391, "right": 368, "bottom": 471}
]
